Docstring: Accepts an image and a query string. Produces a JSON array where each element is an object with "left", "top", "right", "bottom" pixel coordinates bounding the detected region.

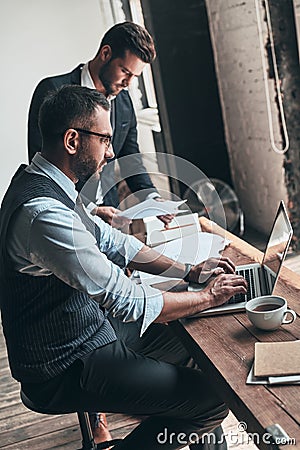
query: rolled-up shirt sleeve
[
  {"left": 91, "top": 212, "right": 143, "bottom": 268},
  {"left": 20, "top": 199, "right": 163, "bottom": 335}
]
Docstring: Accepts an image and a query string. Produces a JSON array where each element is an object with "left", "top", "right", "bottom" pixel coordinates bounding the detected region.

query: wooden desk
[{"left": 171, "top": 217, "right": 300, "bottom": 450}]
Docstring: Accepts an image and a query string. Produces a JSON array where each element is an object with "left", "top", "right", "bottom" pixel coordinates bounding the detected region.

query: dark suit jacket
[{"left": 27, "top": 64, "right": 158, "bottom": 207}]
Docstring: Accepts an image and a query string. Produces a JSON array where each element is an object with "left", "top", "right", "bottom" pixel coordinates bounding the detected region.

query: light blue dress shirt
[{"left": 7, "top": 154, "right": 163, "bottom": 335}]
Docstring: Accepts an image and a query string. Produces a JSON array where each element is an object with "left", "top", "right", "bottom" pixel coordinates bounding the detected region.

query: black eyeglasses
[{"left": 73, "top": 128, "right": 112, "bottom": 149}]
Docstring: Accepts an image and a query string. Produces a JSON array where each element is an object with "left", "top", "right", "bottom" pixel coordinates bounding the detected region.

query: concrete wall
[
  {"left": 294, "top": 0, "right": 300, "bottom": 60},
  {"left": 0, "top": 0, "right": 104, "bottom": 202},
  {"left": 205, "top": 0, "right": 288, "bottom": 235}
]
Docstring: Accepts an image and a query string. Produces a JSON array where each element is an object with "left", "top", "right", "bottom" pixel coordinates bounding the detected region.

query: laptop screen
[{"left": 262, "top": 201, "right": 293, "bottom": 292}]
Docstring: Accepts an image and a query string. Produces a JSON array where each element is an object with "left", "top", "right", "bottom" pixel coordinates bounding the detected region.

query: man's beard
[
  {"left": 72, "top": 141, "right": 99, "bottom": 184},
  {"left": 98, "top": 62, "right": 121, "bottom": 97}
]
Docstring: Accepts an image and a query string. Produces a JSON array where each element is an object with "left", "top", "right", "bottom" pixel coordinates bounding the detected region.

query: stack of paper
[
  {"left": 135, "top": 231, "right": 230, "bottom": 287},
  {"left": 247, "top": 341, "right": 300, "bottom": 385},
  {"left": 144, "top": 212, "right": 201, "bottom": 247}
]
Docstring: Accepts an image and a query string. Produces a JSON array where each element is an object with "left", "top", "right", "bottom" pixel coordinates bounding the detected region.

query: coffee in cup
[{"left": 246, "top": 295, "right": 296, "bottom": 331}]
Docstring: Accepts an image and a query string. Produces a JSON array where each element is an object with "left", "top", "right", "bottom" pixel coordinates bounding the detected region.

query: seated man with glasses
[{"left": 1, "top": 85, "right": 247, "bottom": 450}]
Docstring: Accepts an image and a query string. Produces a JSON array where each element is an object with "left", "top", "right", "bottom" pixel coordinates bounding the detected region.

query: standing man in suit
[{"left": 28, "top": 21, "right": 173, "bottom": 228}]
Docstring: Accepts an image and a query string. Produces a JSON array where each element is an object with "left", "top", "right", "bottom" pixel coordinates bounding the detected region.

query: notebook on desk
[{"left": 188, "top": 201, "right": 293, "bottom": 317}]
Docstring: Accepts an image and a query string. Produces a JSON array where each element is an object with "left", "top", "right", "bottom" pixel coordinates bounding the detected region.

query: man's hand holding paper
[
  {"left": 118, "top": 198, "right": 187, "bottom": 220},
  {"left": 153, "top": 197, "right": 176, "bottom": 228}
]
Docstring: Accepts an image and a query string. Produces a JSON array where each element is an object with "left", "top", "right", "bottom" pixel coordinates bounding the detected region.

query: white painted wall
[
  {"left": 205, "top": 0, "right": 288, "bottom": 234},
  {"left": 0, "top": 0, "right": 105, "bottom": 202}
]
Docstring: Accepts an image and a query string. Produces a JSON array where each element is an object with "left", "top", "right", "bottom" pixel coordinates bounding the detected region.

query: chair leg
[{"left": 77, "top": 412, "right": 97, "bottom": 450}]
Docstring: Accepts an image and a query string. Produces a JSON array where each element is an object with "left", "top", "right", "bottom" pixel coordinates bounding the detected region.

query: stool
[{"left": 20, "top": 390, "right": 123, "bottom": 449}]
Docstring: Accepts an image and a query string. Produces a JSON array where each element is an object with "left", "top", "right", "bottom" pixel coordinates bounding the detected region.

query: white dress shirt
[{"left": 81, "top": 63, "right": 160, "bottom": 211}]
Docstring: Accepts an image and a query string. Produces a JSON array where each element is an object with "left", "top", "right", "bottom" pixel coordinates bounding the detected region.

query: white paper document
[
  {"left": 246, "top": 363, "right": 300, "bottom": 385},
  {"left": 118, "top": 199, "right": 187, "bottom": 220},
  {"left": 137, "top": 232, "right": 230, "bottom": 286},
  {"left": 145, "top": 213, "right": 201, "bottom": 247}
]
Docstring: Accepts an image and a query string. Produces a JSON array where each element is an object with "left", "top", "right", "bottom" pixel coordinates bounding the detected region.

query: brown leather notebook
[{"left": 254, "top": 341, "right": 300, "bottom": 377}]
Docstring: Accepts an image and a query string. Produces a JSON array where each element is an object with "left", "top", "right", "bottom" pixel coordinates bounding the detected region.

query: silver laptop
[{"left": 188, "top": 201, "right": 293, "bottom": 317}]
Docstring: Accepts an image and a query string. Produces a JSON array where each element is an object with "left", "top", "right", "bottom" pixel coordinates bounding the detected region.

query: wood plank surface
[{"left": 174, "top": 217, "right": 300, "bottom": 450}]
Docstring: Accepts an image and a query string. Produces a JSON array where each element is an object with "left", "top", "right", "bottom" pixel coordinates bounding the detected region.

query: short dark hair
[
  {"left": 39, "top": 85, "right": 110, "bottom": 144},
  {"left": 99, "top": 21, "right": 156, "bottom": 63}
]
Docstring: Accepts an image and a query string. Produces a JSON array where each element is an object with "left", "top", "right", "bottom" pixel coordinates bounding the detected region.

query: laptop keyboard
[{"left": 227, "top": 267, "right": 256, "bottom": 304}]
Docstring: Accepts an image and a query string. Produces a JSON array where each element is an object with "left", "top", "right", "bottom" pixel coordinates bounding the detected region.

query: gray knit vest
[{"left": 0, "top": 165, "right": 116, "bottom": 383}]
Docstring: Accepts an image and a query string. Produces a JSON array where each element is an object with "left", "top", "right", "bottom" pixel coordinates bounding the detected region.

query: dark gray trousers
[{"left": 23, "top": 318, "right": 228, "bottom": 449}]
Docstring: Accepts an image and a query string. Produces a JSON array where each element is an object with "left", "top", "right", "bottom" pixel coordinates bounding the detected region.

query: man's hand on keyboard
[
  {"left": 189, "top": 256, "right": 236, "bottom": 284},
  {"left": 204, "top": 273, "right": 248, "bottom": 307}
]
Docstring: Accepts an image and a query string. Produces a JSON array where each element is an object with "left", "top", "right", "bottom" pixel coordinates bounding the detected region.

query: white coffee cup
[{"left": 246, "top": 295, "right": 296, "bottom": 331}]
